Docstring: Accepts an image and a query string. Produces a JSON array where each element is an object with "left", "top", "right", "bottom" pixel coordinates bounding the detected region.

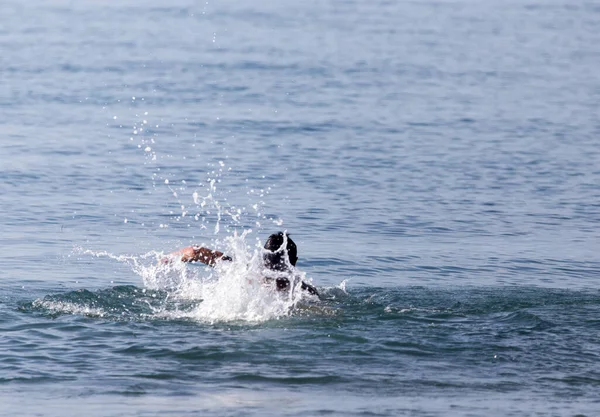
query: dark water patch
[
  {"left": 108, "top": 384, "right": 148, "bottom": 397},
  {"left": 124, "top": 345, "right": 249, "bottom": 363},
  {"left": 133, "top": 372, "right": 181, "bottom": 381},
  {"left": 378, "top": 341, "right": 437, "bottom": 357},
  {"left": 0, "top": 375, "right": 77, "bottom": 385},
  {"left": 232, "top": 374, "right": 344, "bottom": 385}
]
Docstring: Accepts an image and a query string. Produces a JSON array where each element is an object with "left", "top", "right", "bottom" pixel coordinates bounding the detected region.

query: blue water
[{"left": 2, "top": 0, "right": 600, "bottom": 415}]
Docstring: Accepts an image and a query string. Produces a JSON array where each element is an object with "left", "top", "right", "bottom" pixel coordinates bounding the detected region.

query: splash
[
  {"left": 83, "top": 110, "right": 319, "bottom": 321},
  {"left": 73, "top": 232, "right": 318, "bottom": 323},
  {"left": 189, "top": 233, "right": 313, "bottom": 323}
]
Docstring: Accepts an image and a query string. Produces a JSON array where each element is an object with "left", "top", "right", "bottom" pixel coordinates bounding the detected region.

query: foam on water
[
  {"left": 30, "top": 298, "right": 107, "bottom": 318},
  {"left": 73, "top": 231, "right": 318, "bottom": 323}
]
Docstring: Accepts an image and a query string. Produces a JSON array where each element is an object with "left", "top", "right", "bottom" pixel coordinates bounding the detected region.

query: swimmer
[{"left": 165, "top": 232, "right": 319, "bottom": 296}]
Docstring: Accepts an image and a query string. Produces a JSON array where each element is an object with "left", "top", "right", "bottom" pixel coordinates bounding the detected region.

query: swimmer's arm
[
  {"left": 301, "top": 281, "right": 319, "bottom": 296},
  {"left": 266, "top": 277, "right": 319, "bottom": 297},
  {"left": 164, "top": 246, "right": 232, "bottom": 265}
]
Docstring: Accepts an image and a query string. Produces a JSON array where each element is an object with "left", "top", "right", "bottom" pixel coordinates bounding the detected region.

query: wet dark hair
[{"left": 263, "top": 232, "right": 298, "bottom": 271}]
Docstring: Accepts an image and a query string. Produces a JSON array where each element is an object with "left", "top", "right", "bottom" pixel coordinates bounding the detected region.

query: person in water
[{"left": 165, "top": 232, "right": 319, "bottom": 296}]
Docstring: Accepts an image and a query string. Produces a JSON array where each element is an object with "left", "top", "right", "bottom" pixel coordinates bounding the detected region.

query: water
[{"left": 1, "top": 0, "right": 600, "bottom": 415}]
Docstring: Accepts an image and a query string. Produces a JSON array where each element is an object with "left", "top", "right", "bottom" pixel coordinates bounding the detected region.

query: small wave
[
  {"left": 30, "top": 299, "right": 107, "bottom": 318},
  {"left": 20, "top": 286, "right": 177, "bottom": 320}
]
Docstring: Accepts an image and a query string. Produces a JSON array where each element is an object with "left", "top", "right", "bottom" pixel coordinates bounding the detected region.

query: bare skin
[{"left": 163, "top": 246, "right": 231, "bottom": 265}]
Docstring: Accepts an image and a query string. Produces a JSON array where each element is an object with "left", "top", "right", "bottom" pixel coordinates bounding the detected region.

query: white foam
[
  {"left": 74, "top": 231, "right": 317, "bottom": 324},
  {"left": 31, "top": 299, "right": 107, "bottom": 318}
]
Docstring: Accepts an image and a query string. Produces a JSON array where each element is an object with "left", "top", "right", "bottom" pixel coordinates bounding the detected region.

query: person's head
[{"left": 263, "top": 232, "right": 298, "bottom": 271}]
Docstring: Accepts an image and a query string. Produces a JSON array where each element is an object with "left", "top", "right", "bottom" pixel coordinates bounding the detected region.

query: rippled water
[{"left": 2, "top": 0, "right": 600, "bottom": 415}]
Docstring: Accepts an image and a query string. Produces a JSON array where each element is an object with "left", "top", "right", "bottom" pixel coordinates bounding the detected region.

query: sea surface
[{"left": 2, "top": 0, "right": 600, "bottom": 416}]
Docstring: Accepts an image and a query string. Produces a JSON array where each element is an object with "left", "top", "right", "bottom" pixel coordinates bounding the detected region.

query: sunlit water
[{"left": 2, "top": 0, "right": 600, "bottom": 416}]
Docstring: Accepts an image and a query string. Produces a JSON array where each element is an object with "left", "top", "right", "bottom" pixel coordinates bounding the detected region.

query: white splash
[
  {"left": 187, "top": 233, "right": 315, "bottom": 323},
  {"left": 74, "top": 231, "right": 317, "bottom": 323}
]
